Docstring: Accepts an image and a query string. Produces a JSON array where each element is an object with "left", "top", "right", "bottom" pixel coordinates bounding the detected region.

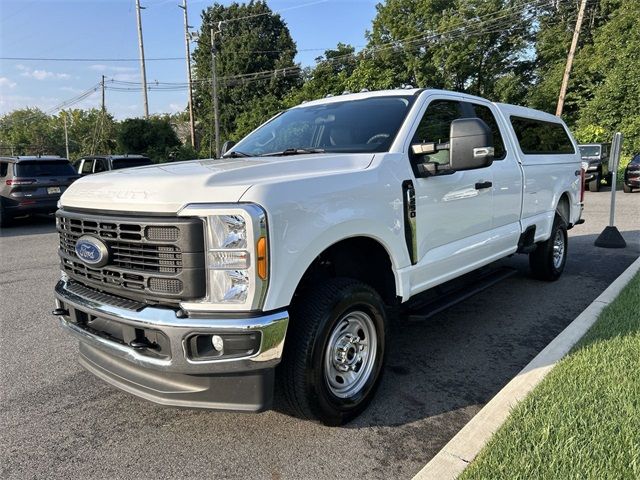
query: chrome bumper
[{"left": 54, "top": 278, "right": 289, "bottom": 375}]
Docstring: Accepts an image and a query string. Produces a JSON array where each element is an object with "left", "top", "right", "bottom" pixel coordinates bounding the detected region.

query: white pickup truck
[{"left": 53, "top": 88, "right": 584, "bottom": 425}]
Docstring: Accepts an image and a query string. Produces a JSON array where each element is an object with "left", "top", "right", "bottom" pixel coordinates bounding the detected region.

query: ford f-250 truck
[{"left": 53, "top": 88, "right": 584, "bottom": 425}]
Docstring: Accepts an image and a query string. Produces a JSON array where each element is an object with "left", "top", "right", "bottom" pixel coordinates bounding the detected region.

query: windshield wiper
[
  {"left": 222, "top": 150, "right": 250, "bottom": 158},
  {"left": 261, "top": 148, "right": 325, "bottom": 157}
]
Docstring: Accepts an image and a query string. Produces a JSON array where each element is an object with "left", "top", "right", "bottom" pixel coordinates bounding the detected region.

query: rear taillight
[
  {"left": 580, "top": 169, "right": 585, "bottom": 202},
  {"left": 6, "top": 178, "right": 36, "bottom": 186}
]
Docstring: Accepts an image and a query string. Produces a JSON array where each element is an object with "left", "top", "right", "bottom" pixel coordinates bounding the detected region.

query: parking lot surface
[{"left": 1, "top": 190, "right": 638, "bottom": 480}]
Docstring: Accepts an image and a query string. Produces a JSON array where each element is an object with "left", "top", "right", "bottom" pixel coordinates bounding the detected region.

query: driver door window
[{"left": 412, "top": 100, "right": 463, "bottom": 165}]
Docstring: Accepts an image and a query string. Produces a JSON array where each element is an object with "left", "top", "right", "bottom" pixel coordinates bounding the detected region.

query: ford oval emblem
[{"left": 75, "top": 235, "right": 109, "bottom": 268}]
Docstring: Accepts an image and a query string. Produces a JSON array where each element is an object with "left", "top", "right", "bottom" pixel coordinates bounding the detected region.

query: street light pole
[
  {"left": 135, "top": 0, "right": 150, "bottom": 118},
  {"left": 210, "top": 26, "right": 220, "bottom": 158},
  {"left": 63, "top": 112, "right": 70, "bottom": 160},
  {"left": 556, "top": 0, "right": 588, "bottom": 117},
  {"left": 179, "top": 0, "right": 196, "bottom": 148}
]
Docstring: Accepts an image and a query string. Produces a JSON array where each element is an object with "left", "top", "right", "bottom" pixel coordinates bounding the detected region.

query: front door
[{"left": 408, "top": 96, "right": 495, "bottom": 294}]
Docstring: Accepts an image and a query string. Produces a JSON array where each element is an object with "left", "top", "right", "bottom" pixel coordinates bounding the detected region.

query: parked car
[
  {"left": 623, "top": 153, "right": 640, "bottom": 193},
  {"left": 73, "top": 154, "right": 153, "bottom": 176},
  {"left": 579, "top": 143, "right": 611, "bottom": 192},
  {"left": 0, "top": 156, "right": 78, "bottom": 227},
  {"left": 52, "top": 89, "right": 584, "bottom": 425}
]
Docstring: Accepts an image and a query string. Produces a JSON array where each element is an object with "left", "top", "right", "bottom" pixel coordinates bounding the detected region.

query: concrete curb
[{"left": 413, "top": 255, "right": 640, "bottom": 480}]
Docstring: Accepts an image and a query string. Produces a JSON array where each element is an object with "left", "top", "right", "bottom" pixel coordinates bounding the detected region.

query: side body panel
[{"left": 494, "top": 103, "right": 583, "bottom": 241}]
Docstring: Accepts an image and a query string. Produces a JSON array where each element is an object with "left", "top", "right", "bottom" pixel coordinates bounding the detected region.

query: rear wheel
[
  {"left": 588, "top": 174, "right": 601, "bottom": 192},
  {"left": 529, "top": 214, "right": 568, "bottom": 281},
  {"left": 280, "top": 278, "right": 387, "bottom": 426}
]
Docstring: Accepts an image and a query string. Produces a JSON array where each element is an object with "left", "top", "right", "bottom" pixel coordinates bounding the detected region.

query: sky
[{"left": 0, "top": 0, "right": 378, "bottom": 119}]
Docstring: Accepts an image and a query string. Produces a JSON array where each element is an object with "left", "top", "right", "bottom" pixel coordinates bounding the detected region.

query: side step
[{"left": 404, "top": 266, "right": 518, "bottom": 322}]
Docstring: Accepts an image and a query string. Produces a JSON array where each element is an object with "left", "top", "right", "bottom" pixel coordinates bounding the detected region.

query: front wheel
[
  {"left": 280, "top": 278, "right": 387, "bottom": 426},
  {"left": 529, "top": 215, "right": 568, "bottom": 281},
  {"left": 588, "top": 174, "right": 601, "bottom": 192},
  {"left": 623, "top": 182, "right": 632, "bottom": 193}
]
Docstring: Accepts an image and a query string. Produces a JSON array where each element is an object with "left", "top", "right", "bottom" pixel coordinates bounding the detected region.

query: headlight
[
  {"left": 178, "top": 204, "right": 268, "bottom": 312},
  {"left": 581, "top": 161, "right": 589, "bottom": 171}
]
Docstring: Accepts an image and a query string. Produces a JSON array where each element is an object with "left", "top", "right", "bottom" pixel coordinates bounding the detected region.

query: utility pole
[
  {"left": 556, "top": 0, "right": 588, "bottom": 116},
  {"left": 101, "top": 75, "right": 106, "bottom": 113},
  {"left": 210, "top": 26, "right": 220, "bottom": 158},
  {"left": 63, "top": 112, "right": 70, "bottom": 160},
  {"left": 135, "top": 0, "right": 150, "bottom": 118},
  {"left": 179, "top": 0, "right": 196, "bottom": 148}
]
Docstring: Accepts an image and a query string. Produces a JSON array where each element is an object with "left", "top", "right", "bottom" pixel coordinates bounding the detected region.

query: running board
[{"left": 405, "top": 266, "right": 518, "bottom": 322}]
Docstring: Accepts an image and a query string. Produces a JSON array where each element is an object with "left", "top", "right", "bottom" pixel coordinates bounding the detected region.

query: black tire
[
  {"left": 529, "top": 215, "right": 568, "bottom": 281},
  {"left": 279, "top": 277, "right": 387, "bottom": 426},
  {"left": 623, "top": 182, "right": 632, "bottom": 193},
  {"left": 588, "top": 175, "right": 601, "bottom": 192}
]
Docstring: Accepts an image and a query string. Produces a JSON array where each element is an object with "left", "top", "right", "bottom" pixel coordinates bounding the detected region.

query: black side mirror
[
  {"left": 221, "top": 140, "right": 236, "bottom": 156},
  {"left": 449, "top": 118, "right": 494, "bottom": 170}
]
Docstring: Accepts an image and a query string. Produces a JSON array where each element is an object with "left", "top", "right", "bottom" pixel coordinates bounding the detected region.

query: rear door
[{"left": 464, "top": 100, "right": 523, "bottom": 248}]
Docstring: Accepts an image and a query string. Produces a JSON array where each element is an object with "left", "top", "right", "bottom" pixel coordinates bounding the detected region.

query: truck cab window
[
  {"left": 412, "top": 100, "right": 463, "bottom": 165},
  {"left": 93, "top": 158, "right": 108, "bottom": 173},
  {"left": 81, "top": 159, "right": 94, "bottom": 174}
]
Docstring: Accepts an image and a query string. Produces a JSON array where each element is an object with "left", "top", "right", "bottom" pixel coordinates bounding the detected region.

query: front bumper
[
  {"left": 54, "top": 278, "right": 289, "bottom": 411},
  {"left": 3, "top": 198, "right": 58, "bottom": 216}
]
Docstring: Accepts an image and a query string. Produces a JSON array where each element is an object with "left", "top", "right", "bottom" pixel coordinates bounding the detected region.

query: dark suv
[
  {"left": 579, "top": 143, "right": 611, "bottom": 192},
  {"left": 0, "top": 156, "right": 79, "bottom": 227},
  {"left": 73, "top": 155, "right": 153, "bottom": 176},
  {"left": 623, "top": 153, "right": 640, "bottom": 193}
]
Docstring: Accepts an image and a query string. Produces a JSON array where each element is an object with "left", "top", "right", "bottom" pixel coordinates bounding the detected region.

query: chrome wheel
[
  {"left": 552, "top": 229, "right": 565, "bottom": 269},
  {"left": 324, "top": 310, "right": 378, "bottom": 399}
]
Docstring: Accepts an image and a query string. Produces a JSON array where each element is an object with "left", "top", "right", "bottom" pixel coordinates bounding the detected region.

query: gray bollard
[{"left": 595, "top": 132, "right": 626, "bottom": 248}]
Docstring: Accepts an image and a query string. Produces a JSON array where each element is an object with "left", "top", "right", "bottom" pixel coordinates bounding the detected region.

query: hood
[{"left": 60, "top": 153, "right": 373, "bottom": 213}]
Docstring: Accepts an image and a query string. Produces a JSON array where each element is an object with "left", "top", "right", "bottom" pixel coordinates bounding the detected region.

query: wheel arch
[{"left": 288, "top": 235, "right": 400, "bottom": 309}]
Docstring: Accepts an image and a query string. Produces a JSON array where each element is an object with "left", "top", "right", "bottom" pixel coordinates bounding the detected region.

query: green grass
[{"left": 461, "top": 271, "right": 640, "bottom": 480}]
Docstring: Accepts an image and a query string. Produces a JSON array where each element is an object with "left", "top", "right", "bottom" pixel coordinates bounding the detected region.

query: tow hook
[
  {"left": 52, "top": 308, "right": 69, "bottom": 316},
  {"left": 129, "top": 339, "right": 159, "bottom": 351}
]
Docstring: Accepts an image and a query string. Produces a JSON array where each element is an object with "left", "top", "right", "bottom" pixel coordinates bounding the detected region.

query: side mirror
[
  {"left": 221, "top": 140, "right": 236, "bottom": 156},
  {"left": 449, "top": 118, "right": 494, "bottom": 170}
]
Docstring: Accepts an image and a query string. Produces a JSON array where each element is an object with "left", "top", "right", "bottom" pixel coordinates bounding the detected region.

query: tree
[
  {"left": 347, "top": 0, "right": 533, "bottom": 101},
  {"left": 527, "top": 0, "right": 613, "bottom": 118},
  {"left": 116, "top": 117, "right": 181, "bottom": 162},
  {"left": 54, "top": 109, "right": 118, "bottom": 158},
  {"left": 192, "top": 1, "right": 299, "bottom": 154},
  {"left": 574, "top": 0, "right": 640, "bottom": 155},
  {"left": 286, "top": 43, "right": 358, "bottom": 104},
  {"left": 0, "top": 109, "right": 62, "bottom": 156}
]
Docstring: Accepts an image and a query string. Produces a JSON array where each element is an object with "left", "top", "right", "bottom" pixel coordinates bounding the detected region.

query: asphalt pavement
[{"left": 1, "top": 189, "right": 638, "bottom": 480}]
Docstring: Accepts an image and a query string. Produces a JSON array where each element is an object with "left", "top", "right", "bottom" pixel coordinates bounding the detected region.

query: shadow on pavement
[
  {"left": 337, "top": 230, "right": 639, "bottom": 429},
  {"left": 0, "top": 214, "right": 57, "bottom": 237}
]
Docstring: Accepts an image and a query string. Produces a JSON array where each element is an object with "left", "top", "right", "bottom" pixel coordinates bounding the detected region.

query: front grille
[{"left": 57, "top": 209, "right": 205, "bottom": 304}]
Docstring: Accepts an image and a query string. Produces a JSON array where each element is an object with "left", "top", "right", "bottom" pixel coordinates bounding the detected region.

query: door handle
[{"left": 475, "top": 181, "right": 492, "bottom": 190}]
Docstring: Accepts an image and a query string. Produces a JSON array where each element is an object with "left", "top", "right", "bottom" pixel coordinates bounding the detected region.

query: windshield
[
  {"left": 112, "top": 158, "right": 152, "bottom": 170},
  {"left": 579, "top": 145, "right": 601, "bottom": 158},
  {"left": 15, "top": 161, "right": 76, "bottom": 177},
  {"left": 231, "top": 96, "right": 416, "bottom": 157}
]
